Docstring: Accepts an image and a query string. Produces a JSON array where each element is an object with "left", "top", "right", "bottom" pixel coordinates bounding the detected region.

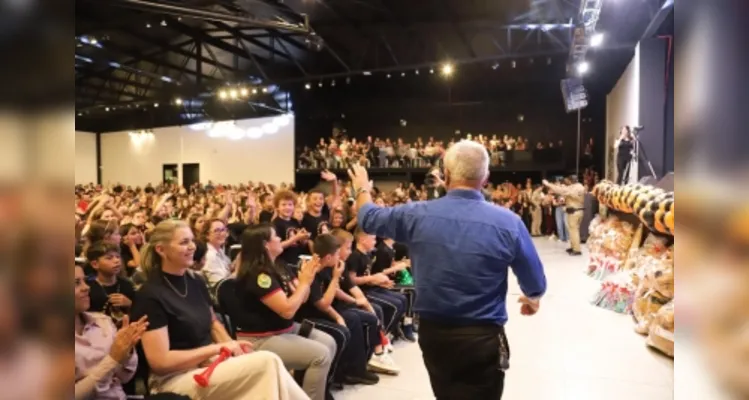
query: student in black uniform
[
  {"left": 329, "top": 229, "right": 401, "bottom": 375},
  {"left": 129, "top": 220, "right": 307, "bottom": 399},
  {"left": 302, "top": 188, "right": 332, "bottom": 254},
  {"left": 272, "top": 190, "right": 311, "bottom": 266},
  {"left": 372, "top": 237, "right": 416, "bottom": 342},
  {"left": 217, "top": 225, "right": 336, "bottom": 400},
  {"left": 347, "top": 229, "right": 408, "bottom": 338},
  {"left": 297, "top": 234, "right": 384, "bottom": 385},
  {"left": 258, "top": 192, "right": 274, "bottom": 223},
  {"left": 86, "top": 241, "right": 136, "bottom": 327}
]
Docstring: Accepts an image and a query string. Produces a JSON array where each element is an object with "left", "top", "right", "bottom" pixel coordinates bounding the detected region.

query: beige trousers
[
  {"left": 566, "top": 210, "right": 583, "bottom": 252},
  {"left": 531, "top": 208, "right": 543, "bottom": 236},
  {"left": 152, "top": 350, "right": 309, "bottom": 400}
]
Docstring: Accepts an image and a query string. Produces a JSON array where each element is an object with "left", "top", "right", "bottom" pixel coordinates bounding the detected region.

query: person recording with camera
[
  {"left": 424, "top": 167, "right": 446, "bottom": 200},
  {"left": 614, "top": 126, "right": 635, "bottom": 185}
]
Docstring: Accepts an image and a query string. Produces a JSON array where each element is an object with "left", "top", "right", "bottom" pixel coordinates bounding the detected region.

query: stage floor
[{"left": 337, "top": 238, "right": 674, "bottom": 400}]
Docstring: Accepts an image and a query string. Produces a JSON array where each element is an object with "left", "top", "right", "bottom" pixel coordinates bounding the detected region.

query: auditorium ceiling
[{"left": 75, "top": 0, "right": 671, "bottom": 132}]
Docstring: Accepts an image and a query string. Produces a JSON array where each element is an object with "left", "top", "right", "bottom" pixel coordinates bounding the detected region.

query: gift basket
[
  {"left": 589, "top": 271, "right": 636, "bottom": 314},
  {"left": 646, "top": 301, "right": 674, "bottom": 357},
  {"left": 585, "top": 214, "right": 636, "bottom": 280}
]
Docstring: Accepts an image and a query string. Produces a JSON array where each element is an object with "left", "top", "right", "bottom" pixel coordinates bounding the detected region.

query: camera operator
[{"left": 424, "top": 167, "right": 446, "bottom": 200}]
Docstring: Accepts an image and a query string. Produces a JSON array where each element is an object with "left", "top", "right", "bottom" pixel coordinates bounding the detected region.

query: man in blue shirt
[{"left": 348, "top": 140, "right": 547, "bottom": 400}]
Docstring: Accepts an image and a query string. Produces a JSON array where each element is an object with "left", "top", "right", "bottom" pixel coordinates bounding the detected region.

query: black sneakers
[{"left": 343, "top": 371, "right": 380, "bottom": 385}]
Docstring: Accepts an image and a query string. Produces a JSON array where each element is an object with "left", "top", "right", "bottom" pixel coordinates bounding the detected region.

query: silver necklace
[{"left": 163, "top": 273, "right": 188, "bottom": 298}]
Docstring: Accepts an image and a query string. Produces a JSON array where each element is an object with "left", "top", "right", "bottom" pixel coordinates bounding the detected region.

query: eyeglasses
[{"left": 211, "top": 227, "right": 228, "bottom": 234}]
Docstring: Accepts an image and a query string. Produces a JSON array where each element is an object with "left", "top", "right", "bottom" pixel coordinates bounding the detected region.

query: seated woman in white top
[
  {"left": 200, "top": 218, "right": 234, "bottom": 288},
  {"left": 130, "top": 220, "right": 308, "bottom": 400}
]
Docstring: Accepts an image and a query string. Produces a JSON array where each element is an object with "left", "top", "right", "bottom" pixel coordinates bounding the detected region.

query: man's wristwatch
[{"left": 355, "top": 187, "right": 369, "bottom": 196}]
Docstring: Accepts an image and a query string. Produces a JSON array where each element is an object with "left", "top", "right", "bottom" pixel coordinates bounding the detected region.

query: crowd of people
[
  {"left": 73, "top": 155, "right": 598, "bottom": 399},
  {"left": 74, "top": 171, "right": 424, "bottom": 400},
  {"left": 297, "top": 133, "right": 566, "bottom": 170}
]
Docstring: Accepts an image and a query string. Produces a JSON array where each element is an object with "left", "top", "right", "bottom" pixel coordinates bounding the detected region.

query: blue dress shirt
[{"left": 358, "top": 189, "right": 547, "bottom": 325}]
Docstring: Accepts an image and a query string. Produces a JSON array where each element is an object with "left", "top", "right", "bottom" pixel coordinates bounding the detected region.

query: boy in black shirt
[
  {"left": 347, "top": 229, "right": 410, "bottom": 341},
  {"left": 85, "top": 241, "right": 136, "bottom": 327},
  {"left": 272, "top": 190, "right": 311, "bottom": 266},
  {"left": 298, "top": 234, "right": 383, "bottom": 385},
  {"left": 302, "top": 189, "right": 332, "bottom": 254},
  {"left": 372, "top": 238, "right": 416, "bottom": 341}
]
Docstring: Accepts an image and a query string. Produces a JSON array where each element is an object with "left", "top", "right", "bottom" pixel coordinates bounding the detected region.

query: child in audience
[
  {"left": 258, "top": 192, "right": 275, "bottom": 223},
  {"left": 372, "top": 237, "right": 416, "bottom": 342},
  {"left": 86, "top": 241, "right": 136, "bottom": 328},
  {"left": 347, "top": 229, "right": 409, "bottom": 340},
  {"left": 302, "top": 189, "right": 332, "bottom": 253},
  {"left": 272, "top": 190, "right": 311, "bottom": 266},
  {"left": 130, "top": 220, "right": 308, "bottom": 399},
  {"left": 217, "top": 225, "right": 336, "bottom": 400},
  {"left": 119, "top": 223, "right": 143, "bottom": 278},
  {"left": 328, "top": 229, "right": 401, "bottom": 374}
]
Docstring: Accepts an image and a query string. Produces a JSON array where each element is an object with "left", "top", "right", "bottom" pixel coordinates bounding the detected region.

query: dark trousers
[
  {"left": 418, "top": 319, "right": 508, "bottom": 400},
  {"left": 342, "top": 306, "right": 380, "bottom": 358},
  {"left": 305, "top": 317, "right": 351, "bottom": 382},
  {"left": 394, "top": 286, "right": 416, "bottom": 318},
  {"left": 363, "top": 287, "right": 406, "bottom": 334}
]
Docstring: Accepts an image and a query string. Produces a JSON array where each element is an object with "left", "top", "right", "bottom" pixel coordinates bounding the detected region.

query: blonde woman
[{"left": 130, "top": 220, "right": 309, "bottom": 399}]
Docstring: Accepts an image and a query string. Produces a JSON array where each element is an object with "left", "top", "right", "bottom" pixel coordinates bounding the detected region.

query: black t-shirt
[
  {"left": 87, "top": 276, "right": 136, "bottom": 323},
  {"left": 273, "top": 217, "right": 307, "bottom": 266},
  {"left": 130, "top": 272, "right": 213, "bottom": 351},
  {"left": 295, "top": 273, "right": 328, "bottom": 321},
  {"left": 346, "top": 248, "right": 374, "bottom": 288},
  {"left": 301, "top": 212, "right": 331, "bottom": 242},
  {"left": 372, "top": 242, "right": 395, "bottom": 276},
  {"left": 259, "top": 210, "right": 274, "bottom": 224},
  {"left": 217, "top": 264, "right": 297, "bottom": 335}
]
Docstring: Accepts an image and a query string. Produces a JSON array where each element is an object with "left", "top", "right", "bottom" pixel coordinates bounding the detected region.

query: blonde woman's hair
[{"left": 140, "top": 219, "right": 190, "bottom": 281}]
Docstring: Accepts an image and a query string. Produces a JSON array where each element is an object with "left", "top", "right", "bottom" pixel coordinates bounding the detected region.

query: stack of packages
[
  {"left": 631, "top": 241, "right": 674, "bottom": 357},
  {"left": 585, "top": 214, "right": 636, "bottom": 280}
]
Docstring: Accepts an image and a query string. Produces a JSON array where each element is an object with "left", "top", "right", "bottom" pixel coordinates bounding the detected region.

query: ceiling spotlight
[
  {"left": 160, "top": 20, "right": 167, "bottom": 27},
  {"left": 386, "top": 74, "right": 391, "bottom": 78},
  {"left": 252, "top": 88, "right": 258, "bottom": 94},
  {"left": 177, "top": 17, "right": 182, "bottom": 21},
  {"left": 590, "top": 33, "right": 604, "bottom": 47},
  {"left": 105, "top": 107, "right": 110, "bottom": 112},
  {"left": 146, "top": 23, "right": 151, "bottom": 28},
  {"left": 547, "top": 57, "right": 552, "bottom": 65},
  {"left": 512, "top": 60, "right": 517, "bottom": 68},
  {"left": 262, "top": 87, "right": 268, "bottom": 93},
  {"left": 318, "top": 82, "right": 323, "bottom": 87},
  {"left": 219, "top": 90, "right": 228, "bottom": 99},
  {"left": 240, "top": 88, "right": 249, "bottom": 97},
  {"left": 305, "top": 83, "right": 311, "bottom": 90},
  {"left": 577, "top": 61, "right": 590, "bottom": 75},
  {"left": 345, "top": 77, "right": 351, "bottom": 84},
  {"left": 363, "top": 71, "right": 372, "bottom": 76},
  {"left": 77, "top": 112, "right": 82, "bottom": 116},
  {"left": 491, "top": 62, "right": 499, "bottom": 70},
  {"left": 154, "top": 102, "right": 159, "bottom": 108},
  {"left": 401, "top": 72, "right": 406, "bottom": 77},
  {"left": 415, "top": 69, "right": 419, "bottom": 75},
  {"left": 174, "top": 98, "right": 183, "bottom": 105},
  {"left": 90, "top": 38, "right": 98, "bottom": 45},
  {"left": 429, "top": 68, "right": 434, "bottom": 74},
  {"left": 229, "top": 89, "right": 238, "bottom": 99},
  {"left": 331, "top": 80, "right": 336, "bottom": 87},
  {"left": 441, "top": 63, "right": 454, "bottom": 77}
]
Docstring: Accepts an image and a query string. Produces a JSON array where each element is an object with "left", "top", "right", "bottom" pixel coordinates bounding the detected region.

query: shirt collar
[{"left": 446, "top": 189, "right": 486, "bottom": 201}]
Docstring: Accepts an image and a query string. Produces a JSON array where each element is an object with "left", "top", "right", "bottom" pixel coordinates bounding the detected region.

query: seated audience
[
  {"left": 347, "top": 229, "right": 409, "bottom": 340},
  {"left": 129, "top": 220, "right": 308, "bottom": 399},
  {"left": 200, "top": 218, "right": 233, "bottom": 288},
  {"left": 217, "top": 225, "right": 336, "bottom": 400}
]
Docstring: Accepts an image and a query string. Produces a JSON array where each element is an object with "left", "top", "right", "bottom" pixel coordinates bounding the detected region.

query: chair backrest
[{"left": 214, "top": 279, "right": 237, "bottom": 339}]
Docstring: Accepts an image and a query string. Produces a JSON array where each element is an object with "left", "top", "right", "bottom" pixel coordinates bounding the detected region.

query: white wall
[
  {"left": 76, "top": 131, "right": 98, "bottom": 184},
  {"left": 606, "top": 45, "right": 640, "bottom": 182},
  {"left": 100, "top": 116, "right": 295, "bottom": 187}
]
